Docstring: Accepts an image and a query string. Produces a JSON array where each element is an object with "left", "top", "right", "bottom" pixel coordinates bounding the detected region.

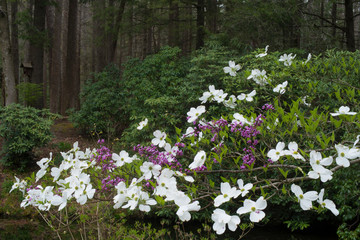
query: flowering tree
[{"left": 10, "top": 48, "right": 360, "bottom": 239}]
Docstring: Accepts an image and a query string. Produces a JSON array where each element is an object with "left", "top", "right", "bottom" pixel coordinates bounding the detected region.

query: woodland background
[{"left": 1, "top": 0, "right": 360, "bottom": 114}]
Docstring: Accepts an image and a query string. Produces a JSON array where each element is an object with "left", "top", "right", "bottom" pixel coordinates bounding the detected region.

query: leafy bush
[
  {"left": 0, "top": 104, "right": 57, "bottom": 170},
  {"left": 69, "top": 64, "right": 128, "bottom": 140},
  {"left": 16, "top": 82, "right": 43, "bottom": 107}
]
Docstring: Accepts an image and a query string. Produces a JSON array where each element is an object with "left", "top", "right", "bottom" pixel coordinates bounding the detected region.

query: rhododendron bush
[{"left": 10, "top": 47, "right": 360, "bottom": 239}]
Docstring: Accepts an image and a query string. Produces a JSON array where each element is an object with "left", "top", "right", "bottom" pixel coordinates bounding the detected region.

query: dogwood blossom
[
  {"left": 213, "top": 89, "right": 228, "bottom": 103},
  {"left": 285, "top": 142, "right": 305, "bottom": 161},
  {"left": 273, "top": 81, "right": 288, "bottom": 94},
  {"left": 214, "top": 182, "right": 241, "bottom": 207},
  {"left": 330, "top": 106, "right": 357, "bottom": 116},
  {"left": 232, "top": 113, "right": 253, "bottom": 125},
  {"left": 176, "top": 194, "right": 201, "bottom": 221},
  {"left": 279, "top": 53, "right": 296, "bottom": 66},
  {"left": 137, "top": 118, "right": 148, "bottom": 130},
  {"left": 309, "top": 151, "right": 333, "bottom": 172},
  {"left": 112, "top": 150, "right": 135, "bottom": 167},
  {"left": 302, "top": 95, "right": 311, "bottom": 106},
  {"left": 303, "top": 53, "right": 312, "bottom": 65},
  {"left": 10, "top": 176, "right": 27, "bottom": 194},
  {"left": 247, "top": 69, "right": 269, "bottom": 85},
  {"left": 189, "top": 150, "right": 206, "bottom": 169},
  {"left": 291, "top": 184, "right": 318, "bottom": 210},
  {"left": 335, "top": 144, "right": 358, "bottom": 167},
  {"left": 237, "top": 179, "right": 253, "bottom": 197},
  {"left": 187, "top": 105, "right": 206, "bottom": 123},
  {"left": 255, "top": 45, "right": 269, "bottom": 58},
  {"left": 51, "top": 191, "right": 70, "bottom": 211},
  {"left": 308, "top": 167, "right": 333, "bottom": 182},
  {"left": 267, "top": 142, "right": 286, "bottom": 162},
  {"left": 140, "top": 162, "right": 161, "bottom": 180},
  {"left": 237, "top": 90, "right": 256, "bottom": 102},
  {"left": 318, "top": 189, "right": 339, "bottom": 216},
  {"left": 223, "top": 61, "right": 241, "bottom": 76},
  {"left": 211, "top": 208, "right": 240, "bottom": 235},
  {"left": 199, "top": 85, "right": 219, "bottom": 103},
  {"left": 223, "top": 95, "right": 237, "bottom": 108},
  {"left": 236, "top": 196, "right": 267, "bottom": 222},
  {"left": 151, "top": 130, "right": 167, "bottom": 148}
]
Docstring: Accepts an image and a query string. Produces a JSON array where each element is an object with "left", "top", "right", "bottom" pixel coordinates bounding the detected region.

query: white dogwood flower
[
  {"left": 237, "top": 90, "right": 256, "bottom": 102},
  {"left": 187, "top": 105, "right": 206, "bottom": 123},
  {"left": 151, "top": 130, "right": 167, "bottom": 148},
  {"left": 279, "top": 53, "right": 296, "bottom": 66},
  {"left": 330, "top": 106, "right": 357, "bottom": 116},
  {"left": 140, "top": 162, "right": 161, "bottom": 180},
  {"left": 236, "top": 196, "right": 267, "bottom": 222},
  {"left": 214, "top": 182, "right": 241, "bottom": 207},
  {"left": 335, "top": 144, "right": 358, "bottom": 167},
  {"left": 223, "top": 61, "right": 241, "bottom": 76},
  {"left": 318, "top": 189, "right": 339, "bottom": 216},
  {"left": 255, "top": 45, "right": 269, "bottom": 58},
  {"left": 211, "top": 208, "right": 240, "bottom": 235},
  {"left": 137, "top": 118, "right": 148, "bottom": 130},
  {"left": 237, "top": 179, "right": 253, "bottom": 197},
  {"left": 267, "top": 142, "right": 286, "bottom": 162},
  {"left": 291, "top": 184, "right": 318, "bottom": 211},
  {"left": 199, "top": 85, "right": 219, "bottom": 103},
  {"left": 247, "top": 69, "right": 269, "bottom": 85},
  {"left": 189, "top": 150, "right": 206, "bottom": 169},
  {"left": 273, "top": 81, "right": 288, "bottom": 94}
]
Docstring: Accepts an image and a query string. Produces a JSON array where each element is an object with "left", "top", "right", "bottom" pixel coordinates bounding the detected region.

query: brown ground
[
  {"left": 0, "top": 117, "right": 98, "bottom": 237},
  {"left": 33, "top": 117, "right": 98, "bottom": 160}
]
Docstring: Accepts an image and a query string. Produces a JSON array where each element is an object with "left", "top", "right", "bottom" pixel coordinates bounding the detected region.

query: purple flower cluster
[
  {"left": 92, "top": 140, "right": 124, "bottom": 191},
  {"left": 133, "top": 144, "right": 184, "bottom": 171},
  {"left": 92, "top": 144, "right": 116, "bottom": 172},
  {"left": 262, "top": 103, "right": 275, "bottom": 111},
  {"left": 197, "top": 113, "right": 266, "bottom": 169},
  {"left": 101, "top": 176, "right": 124, "bottom": 191}
]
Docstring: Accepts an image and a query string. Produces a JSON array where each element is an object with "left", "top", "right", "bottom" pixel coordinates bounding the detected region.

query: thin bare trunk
[
  {"left": 195, "top": 0, "right": 205, "bottom": 49},
  {"left": 345, "top": 0, "right": 355, "bottom": 51},
  {"left": 49, "top": 0, "right": 62, "bottom": 113},
  {"left": 61, "top": 0, "right": 79, "bottom": 114},
  {"left": 0, "top": 0, "right": 17, "bottom": 105},
  {"left": 29, "top": 0, "right": 46, "bottom": 108}
]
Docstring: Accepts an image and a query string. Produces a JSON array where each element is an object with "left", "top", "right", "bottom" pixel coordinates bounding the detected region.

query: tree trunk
[
  {"left": 344, "top": 0, "right": 355, "bottom": 51},
  {"left": 49, "top": 0, "right": 62, "bottom": 113},
  {"left": 0, "top": 0, "right": 17, "bottom": 105},
  {"left": 108, "top": 0, "right": 126, "bottom": 63},
  {"left": 195, "top": 0, "right": 205, "bottom": 49},
  {"left": 10, "top": 1, "right": 19, "bottom": 88},
  {"left": 61, "top": 0, "right": 80, "bottom": 115},
  {"left": 29, "top": 0, "right": 46, "bottom": 108},
  {"left": 93, "top": 0, "right": 106, "bottom": 71},
  {"left": 331, "top": 2, "right": 337, "bottom": 44},
  {"left": 168, "top": 0, "right": 179, "bottom": 47},
  {"left": 206, "top": 0, "right": 217, "bottom": 34}
]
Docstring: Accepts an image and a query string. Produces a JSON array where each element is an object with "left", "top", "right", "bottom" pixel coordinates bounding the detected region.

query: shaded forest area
[{"left": 1, "top": 0, "right": 360, "bottom": 113}]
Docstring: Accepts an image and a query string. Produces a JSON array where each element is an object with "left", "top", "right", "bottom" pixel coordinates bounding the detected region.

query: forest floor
[{"left": 0, "top": 118, "right": 98, "bottom": 238}]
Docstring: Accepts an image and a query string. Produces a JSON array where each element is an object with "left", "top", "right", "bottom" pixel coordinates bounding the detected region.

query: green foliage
[
  {"left": 69, "top": 64, "right": 127, "bottom": 140},
  {"left": 0, "top": 104, "right": 57, "bottom": 170},
  {"left": 16, "top": 82, "right": 43, "bottom": 107},
  {"left": 119, "top": 46, "right": 194, "bottom": 147}
]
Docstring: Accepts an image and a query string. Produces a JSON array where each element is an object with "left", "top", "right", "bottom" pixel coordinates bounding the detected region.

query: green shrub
[
  {"left": 69, "top": 64, "right": 127, "bottom": 140},
  {"left": 16, "top": 82, "right": 43, "bottom": 107},
  {"left": 0, "top": 104, "right": 57, "bottom": 170}
]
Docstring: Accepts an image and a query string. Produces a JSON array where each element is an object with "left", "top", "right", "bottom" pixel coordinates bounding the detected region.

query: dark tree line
[{"left": 1, "top": 0, "right": 360, "bottom": 113}]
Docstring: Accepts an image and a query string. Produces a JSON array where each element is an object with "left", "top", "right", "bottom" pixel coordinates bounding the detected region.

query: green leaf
[{"left": 278, "top": 168, "right": 288, "bottom": 178}]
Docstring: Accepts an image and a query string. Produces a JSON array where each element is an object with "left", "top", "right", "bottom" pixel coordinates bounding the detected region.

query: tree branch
[{"left": 302, "top": 10, "right": 346, "bottom": 32}]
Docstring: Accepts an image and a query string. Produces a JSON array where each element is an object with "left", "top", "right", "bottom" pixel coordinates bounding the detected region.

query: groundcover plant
[{"left": 10, "top": 48, "right": 360, "bottom": 239}]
